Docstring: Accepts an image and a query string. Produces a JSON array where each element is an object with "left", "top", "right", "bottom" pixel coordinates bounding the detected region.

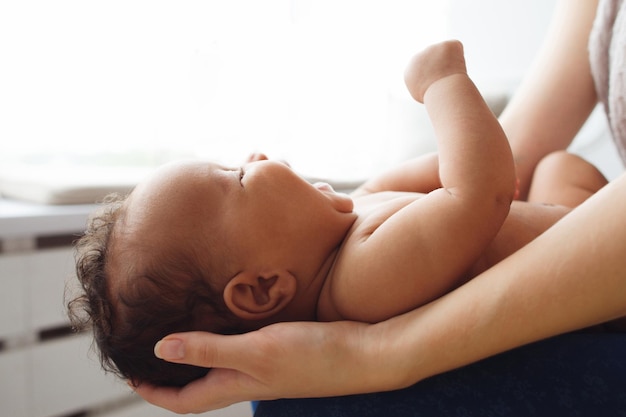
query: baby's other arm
[{"left": 352, "top": 152, "right": 441, "bottom": 196}]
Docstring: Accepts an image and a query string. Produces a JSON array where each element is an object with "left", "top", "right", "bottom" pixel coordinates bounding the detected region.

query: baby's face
[{"left": 121, "top": 159, "right": 355, "bottom": 280}]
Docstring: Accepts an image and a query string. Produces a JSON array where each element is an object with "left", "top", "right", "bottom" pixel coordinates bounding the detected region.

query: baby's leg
[{"left": 528, "top": 151, "right": 608, "bottom": 207}]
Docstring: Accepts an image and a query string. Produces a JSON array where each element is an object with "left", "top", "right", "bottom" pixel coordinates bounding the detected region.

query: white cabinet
[
  {"left": 31, "top": 334, "right": 131, "bottom": 417},
  {"left": 0, "top": 243, "right": 252, "bottom": 417},
  {"left": 0, "top": 246, "right": 134, "bottom": 417},
  {"left": 29, "top": 248, "right": 77, "bottom": 330},
  {"left": 0, "top": 253, "right": 28, "bottom": 339},
  {"left": 0, "top": 349, "right": 29, "bottom": 417},
  {"left": 0, "top": 247, "right": 76, "bottom": 339},
  {"left": 0, "top": 192, "right": 253, "bottom": 417}
]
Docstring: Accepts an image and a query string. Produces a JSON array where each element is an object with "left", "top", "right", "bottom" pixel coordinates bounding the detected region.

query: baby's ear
[{"left": 223, "top": 270, "right": 296, "bottom": 320}]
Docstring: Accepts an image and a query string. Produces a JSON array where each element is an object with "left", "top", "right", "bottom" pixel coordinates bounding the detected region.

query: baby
[{"left": 67, "top": 41, "right": 607, "bottom": 387}]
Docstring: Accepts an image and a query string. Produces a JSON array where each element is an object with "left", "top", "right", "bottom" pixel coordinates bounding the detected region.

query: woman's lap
[{"left": 254, "top": 333, "right": 626, "bottom": 417}]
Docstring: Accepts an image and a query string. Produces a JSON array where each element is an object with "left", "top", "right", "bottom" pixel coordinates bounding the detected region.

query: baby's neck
[
  {"left": 288, "top": 245, "right": 344, "bottom": 323},
  {"left": 312, "top": 245, "right": 348, "bottom": 322},
  {"left": 284, "top": 213, "right": 357, "bottom": 323}
]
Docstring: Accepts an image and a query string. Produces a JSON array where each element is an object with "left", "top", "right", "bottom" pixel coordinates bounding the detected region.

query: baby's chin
[{"left": 313, "top": 182, "right": 354, "bottom": 214}]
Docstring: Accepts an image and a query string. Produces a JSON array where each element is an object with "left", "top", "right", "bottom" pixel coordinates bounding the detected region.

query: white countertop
[{"left": 0, "top": 198, "right": 97, "bottom": 239}]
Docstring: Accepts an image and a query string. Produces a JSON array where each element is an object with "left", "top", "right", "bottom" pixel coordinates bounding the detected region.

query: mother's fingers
[
  {"left": 154, "top": 331, "right": 271, "bottom": 372},
  {"left": 134, "top": 321, "right": 375, "bottom": 413},
  {"left": 132, "top": 367, "right": 258, "bottom": 414},
  {"left": 136, "top": 331, "right": 276, "bottom": 412}
]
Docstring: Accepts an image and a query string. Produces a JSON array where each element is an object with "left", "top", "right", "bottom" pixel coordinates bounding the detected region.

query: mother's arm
[
  {"left": 499, "top": 0, "right": 598, "bottom": 199},
  {"left": 133, "top": 171, "right": 626, "bottom": 413}
]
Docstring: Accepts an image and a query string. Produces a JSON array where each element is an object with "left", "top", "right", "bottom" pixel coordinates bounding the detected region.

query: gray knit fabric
[{"left": 590, "top": 0, "right": 626, "bottom": 164}]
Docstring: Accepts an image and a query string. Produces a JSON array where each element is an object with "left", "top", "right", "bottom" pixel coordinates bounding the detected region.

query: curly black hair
[{"left": 66, "top": 194, "right": 243, "bottom": 387}]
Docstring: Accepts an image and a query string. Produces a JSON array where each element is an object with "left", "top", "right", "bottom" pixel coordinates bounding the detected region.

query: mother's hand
[{"left": 132, "top": 320, "right": 377, "bottom": 414}]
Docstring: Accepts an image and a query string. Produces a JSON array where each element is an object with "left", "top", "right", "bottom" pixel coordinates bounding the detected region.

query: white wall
[
  {"left": 446, "top": 0, "right": 624, "bottom": 179},
  {"left": 446, "top": 0, "right": 557, "bottom": 88}
]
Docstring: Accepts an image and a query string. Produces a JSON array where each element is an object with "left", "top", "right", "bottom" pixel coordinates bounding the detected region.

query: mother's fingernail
[{"left": 155, "top": 339, "right": 184, "bottom": 360}]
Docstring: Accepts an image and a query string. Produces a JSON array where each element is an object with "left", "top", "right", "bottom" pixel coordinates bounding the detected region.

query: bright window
[{"left": 0, "top": 1, "right": 447, "bottom": 180}]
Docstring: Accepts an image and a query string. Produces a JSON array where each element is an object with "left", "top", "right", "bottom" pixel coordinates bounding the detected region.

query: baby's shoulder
[{"left": 348, "top": 191, "right": 421, "bottom": 240}]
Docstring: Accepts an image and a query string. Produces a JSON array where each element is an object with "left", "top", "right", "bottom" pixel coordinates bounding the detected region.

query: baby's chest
[{"left": 351, "top": 192, "right": 421, "bottom": 236}]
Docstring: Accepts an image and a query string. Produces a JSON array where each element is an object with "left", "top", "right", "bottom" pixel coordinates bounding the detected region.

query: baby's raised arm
[
  {"left": 332, "top": 41, "right": 516, "bottom": 322},
  {"left": 355, "top": 41, "right": 515, "bottom": 199},
  {"left": 405, "top": 40, "right": 515, "bottom": 204}
]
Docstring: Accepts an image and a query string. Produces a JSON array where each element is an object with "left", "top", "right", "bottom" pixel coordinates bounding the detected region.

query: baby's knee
[
  {"left": 534, "top": 151, "right": 595, "bottom": 183},
  {"left": 535, "top": 151, "right": 607, "bottom": 193},
  {"left": 538, "top": 151, "right": 604, "bottom": 178},
  {"left": 535, "top": 151, "right": 575, "bottom": 175}
]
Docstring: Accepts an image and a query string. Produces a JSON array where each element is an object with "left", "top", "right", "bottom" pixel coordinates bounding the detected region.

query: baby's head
[
  {"left": 67, "top": 158, "right": 356, "bottom": 387},
  {"left": 68, "top": 193, "right": 245, "bottom": 387}
]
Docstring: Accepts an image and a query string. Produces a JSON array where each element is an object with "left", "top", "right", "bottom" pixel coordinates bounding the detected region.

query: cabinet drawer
[
  {"left": 30, "top": 247, "right": 76, "bottom": 331},
  {"left": 0, "top": 253, "right": 28, "bottom": 338},
  {"left": 0, "top": 247, "right": 77, "bottom": 339},
  {"left": 0, "top": 349, "right": 28, "bottom": 417},
  {"left": 31, "top": 333, "right": 131, "bottom": 417}
]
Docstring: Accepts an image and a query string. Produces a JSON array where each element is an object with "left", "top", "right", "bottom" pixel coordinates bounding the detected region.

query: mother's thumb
[
  {"left": 154, "top": 338, "right": 185, "bottom": 361},
  {"left": 153, "top": 331, "right": 241, "bottom": 369}
]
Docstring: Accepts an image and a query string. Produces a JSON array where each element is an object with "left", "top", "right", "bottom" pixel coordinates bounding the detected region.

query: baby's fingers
[
  {"left": 245, "top": 152, "right": 268, "bottom": 163},
  {"left": 244, "top": 152, "right": 291, "bottom": 167}
]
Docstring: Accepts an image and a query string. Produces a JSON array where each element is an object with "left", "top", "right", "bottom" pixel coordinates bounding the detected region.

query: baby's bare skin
[
  {"left": 318, "top": 40, "right": 518, "bottom": 323},
  {"left": 355, "top": 193, "right": 569, "bottom": 279},
  {"left": 318, "top": 191, "right": 569, "bottom": 322}
]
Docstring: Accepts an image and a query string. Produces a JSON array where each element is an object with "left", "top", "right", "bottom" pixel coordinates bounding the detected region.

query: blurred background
[
  {"left": 2, "top": 1, "right": 623, "bottom": 417},
  {"left": 0, "top": 0, "right": 562, "bottom": 183}
]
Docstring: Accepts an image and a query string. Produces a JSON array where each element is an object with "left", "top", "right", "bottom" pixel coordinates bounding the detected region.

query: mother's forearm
[{"left": 368, "top": 173, "right": 626, "bottom": 387}]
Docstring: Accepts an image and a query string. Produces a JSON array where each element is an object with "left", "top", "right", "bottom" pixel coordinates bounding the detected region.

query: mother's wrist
[{"left": 352, "top": 320, "right": 425, "bottom": 393}]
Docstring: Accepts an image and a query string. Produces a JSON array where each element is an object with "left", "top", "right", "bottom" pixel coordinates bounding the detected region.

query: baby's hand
[
  {"left": 404, "top": 40, "right": 467, "bottom": 103},
  {"left": 244, "top": 152, "right": 291, "bottom": 168},
  {"left": 245, "top": 152, "right": 269, "bottom": 163}
]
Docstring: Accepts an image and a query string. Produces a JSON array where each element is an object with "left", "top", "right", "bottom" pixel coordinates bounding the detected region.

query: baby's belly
[{"left": 466, "top": 201, "right": 571, "bottom": 279}]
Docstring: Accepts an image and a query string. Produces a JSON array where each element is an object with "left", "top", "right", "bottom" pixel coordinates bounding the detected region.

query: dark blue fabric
[{"left": 254, "top": 333, "right": 626, "bottom": 416}]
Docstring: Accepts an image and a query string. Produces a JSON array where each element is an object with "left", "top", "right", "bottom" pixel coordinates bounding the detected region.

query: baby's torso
[
  {"left": 351, "top": 191, "right": 568, "bottom": 272},
  {"left": 318, "top": 191, "right": 570, "bottom": 321},
  {"left": 463, "top": 200, "right": 570, "bottom": 279}
]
